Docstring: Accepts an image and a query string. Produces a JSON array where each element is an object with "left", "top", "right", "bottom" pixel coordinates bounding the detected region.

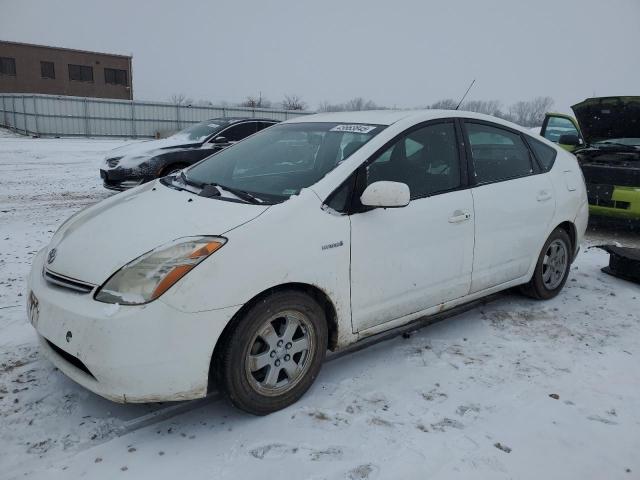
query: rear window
[{"left": 527, "top": 136, "right": 557, "bottom": 171}]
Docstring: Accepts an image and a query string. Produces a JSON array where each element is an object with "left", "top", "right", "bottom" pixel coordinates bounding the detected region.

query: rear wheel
[
  {"left": 216, "top": 290, "right": 327, "bottom": 415},
  {"left": 520, "top": 228, "right": 572, "bottom": 300}
]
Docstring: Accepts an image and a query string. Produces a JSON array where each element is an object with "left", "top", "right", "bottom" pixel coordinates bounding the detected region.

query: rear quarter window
[{"left": 526, "top": 136, "right": 557, "bottom": 171}]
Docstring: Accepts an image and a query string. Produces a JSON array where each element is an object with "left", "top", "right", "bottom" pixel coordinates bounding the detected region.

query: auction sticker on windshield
[{"left": 330, "top": 124, "right": 377, "bottom": 134}]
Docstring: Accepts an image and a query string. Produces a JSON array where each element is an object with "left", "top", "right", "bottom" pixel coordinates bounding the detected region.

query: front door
[
  {"left": 540, "top": 114, "right": 583, "bottom": 151},
  {"left": 350, "top": 121, "right": 474, "bottom": 332}
]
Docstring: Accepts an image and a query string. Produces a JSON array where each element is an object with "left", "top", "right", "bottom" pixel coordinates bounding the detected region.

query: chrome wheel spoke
[
  {"left": 282, "top": 360, "right": 302, "bottom": 380},
  {"left": 263, "top": 365, "right": 281, "bottom": 387},
  {"left": 290, "top": 336, "right": 309, "bottom": 355},
  {"left": 259, "top": 322, "right": 279, "bottom": 350},
  {"left": 248, "top": 351, "right": 271, "bottom": 372},
  {"left": 282, "top": 317, "right": 299, "bottom": 344}
]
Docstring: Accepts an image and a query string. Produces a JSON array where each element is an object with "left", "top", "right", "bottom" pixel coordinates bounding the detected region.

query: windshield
[
  {"left": 169, "top": 120, "right": 225, "bottom": 143},
  {"left": 183, "top": 122, "right": 385, "bottom": 202}
]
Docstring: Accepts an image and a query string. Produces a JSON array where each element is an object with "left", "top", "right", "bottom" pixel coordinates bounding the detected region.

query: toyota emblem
[{"left": 47, "top": 248, "right": 57, "bottom": 264}]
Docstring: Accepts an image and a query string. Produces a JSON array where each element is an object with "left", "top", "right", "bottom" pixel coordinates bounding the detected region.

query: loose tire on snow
[
  {"left": 216, "top": 290, "right": 328, "bottom": 415},
  {"left": 520, "top": 227, "right": 572, "bottom": 300}
]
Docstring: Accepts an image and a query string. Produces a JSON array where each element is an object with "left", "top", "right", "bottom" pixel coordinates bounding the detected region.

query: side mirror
[
  {"left": 558, "top": 134, "right": 581, "bottom": 146},
  {"left": 360, "top": 181, "right": 410, "bottom": 208},
  {"left": 213, "top": 136, "right": 228, "bottom": 144}
]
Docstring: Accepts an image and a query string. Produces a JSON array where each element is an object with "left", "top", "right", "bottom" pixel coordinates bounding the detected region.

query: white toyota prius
[{"left": 27, "top": 110, "right": 588, "bottom": 414}]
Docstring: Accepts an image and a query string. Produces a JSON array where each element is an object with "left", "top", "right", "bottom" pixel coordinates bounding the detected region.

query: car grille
[
  {"left": 106, "top": 156, "right": 122, "bottom": 168},
  {"left": 46, "top": 338, "right": 96, "bottom": 379},
  {"left": 44, "top": 269, "right": 95, "bottom": 294}
]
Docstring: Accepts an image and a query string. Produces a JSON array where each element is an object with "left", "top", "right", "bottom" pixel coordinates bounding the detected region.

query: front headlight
[{"left": 95, "top": 236, "right": 226, "bottom": 305}]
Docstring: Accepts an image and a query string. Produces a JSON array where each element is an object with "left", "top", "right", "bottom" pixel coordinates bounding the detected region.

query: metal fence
[{"left": 0, "top": 93, "right": 312, "bottom": 138}]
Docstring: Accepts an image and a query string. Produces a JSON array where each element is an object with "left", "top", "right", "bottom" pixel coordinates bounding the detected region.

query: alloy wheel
[
  {"left": 244, "top": 310, "right": 315, "bottom": 397},
  {"left": 542, "top": 239, "right": 568, "bottom": 290}
]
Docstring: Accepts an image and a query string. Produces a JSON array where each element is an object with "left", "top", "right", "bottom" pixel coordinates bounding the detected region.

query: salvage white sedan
[{"left": 27, "top": 110, "right": 588, "bottom": 414}]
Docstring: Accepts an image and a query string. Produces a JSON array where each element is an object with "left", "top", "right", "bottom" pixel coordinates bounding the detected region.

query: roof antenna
[{"left": 455, "top": 79, "right": 476, "bottom": 110}]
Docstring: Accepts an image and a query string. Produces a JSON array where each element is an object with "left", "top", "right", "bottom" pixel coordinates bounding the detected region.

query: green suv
[{"left": 541, "top": 96, "right": 640, "bottom": 220}]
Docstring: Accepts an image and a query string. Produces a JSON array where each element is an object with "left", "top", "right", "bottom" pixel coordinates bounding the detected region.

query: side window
[
  {"left": 222, "top": 122, "right": 257, "bottom": 142},
  {"left": 542, "top": 116, "right": 579, "bottom": 143},
  {"left": 366, "top": 122, "right": 461, "bottom": 200},
  {"left": 465, "top": 122, "right": 533, "bottom": 184},
  {"left": 526, "top": 135, "right": 557, "bottom": 171},
  {"left": 257, "top": 121, "right": 276, "bottom": 131}
]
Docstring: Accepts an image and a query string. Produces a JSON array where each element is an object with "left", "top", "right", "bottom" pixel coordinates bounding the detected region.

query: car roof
[
  {"left": 205, "top": 117, "right": 280, "bottom": 124},
  {"left": 283, "top": 109, "right": 532, "bottom": 133}
]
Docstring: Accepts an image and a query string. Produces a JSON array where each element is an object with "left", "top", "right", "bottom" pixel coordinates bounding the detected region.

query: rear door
[
  {"left": 349, "top": 120, "right": 475, "bottom": 332},
  {"left": 462, "top": 120, "right": 556, "bottom": 293}
]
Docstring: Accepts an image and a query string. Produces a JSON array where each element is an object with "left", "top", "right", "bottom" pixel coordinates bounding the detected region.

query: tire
[
  {"left": 520, "top": 228, "right": 572, "bottom": 300},
  {"left": 216, "top": 290, "right": 328, "bottom": 415},
  {"left": 159, "top": 163, "right": 187, "bottom": 178}
]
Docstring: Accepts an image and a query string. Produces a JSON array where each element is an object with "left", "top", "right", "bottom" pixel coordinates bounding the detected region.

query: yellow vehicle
[{"left": 541, "top": 96, "right": 640, "bottom": 220}]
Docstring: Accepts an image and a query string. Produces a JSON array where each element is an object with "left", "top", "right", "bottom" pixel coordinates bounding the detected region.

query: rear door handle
[
  {"left": 537, "top": 190, "right": 552, "bottom": 202},
  {"left": 448, "top": 210, "right": 472, "bottom": 223}
]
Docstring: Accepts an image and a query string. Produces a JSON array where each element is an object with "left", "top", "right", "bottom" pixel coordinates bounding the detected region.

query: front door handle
[
  {"left": 448, "top": 210, "right": 472, "bottom": 223},
  {"left": 537, "top": 190, "right": 552, "bottom": 202}
]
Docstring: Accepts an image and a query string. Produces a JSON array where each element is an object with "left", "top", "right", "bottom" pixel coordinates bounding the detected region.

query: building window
[
  {"left": 41, "top": 61, "right": 55, "bottom": 79},
  {"left": 104, "top": 68, "right": 128, "bottom": 86},
  {"left": 68, "top": 64, "right": 93, "bottom": 82},
  {"left": 0, "top": 57, "right": 16, "bottom": 76}
]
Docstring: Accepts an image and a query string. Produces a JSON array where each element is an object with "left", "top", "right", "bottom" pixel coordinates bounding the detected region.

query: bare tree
[
  {"left": 428, "top": 98, "right": 458, "bottom": 110},
  {"left": 508, "top": 96, "right": 554, "bottom": 127},
  {"left": 343, "top": 97, "right": 379, "bottom": 111},
  {"left": 318, "top": 101, "right": 345, "bottom": 112},
  {"left": 239, "top": 93, "right": 271, "bottom": 109},
  {"left": 463, "top": 99, "right": 504, "bottom": 117},
  {"left": 281, "top": 94, "right": 307, "bottom": 111},
  {"left": 170, "top": 93, "right": 193, "bottom": 105}
]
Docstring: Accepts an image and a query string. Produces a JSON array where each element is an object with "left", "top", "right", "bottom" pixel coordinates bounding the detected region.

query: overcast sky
[{"left": 2, "top": 0, "right": 639, "bottom": 114}]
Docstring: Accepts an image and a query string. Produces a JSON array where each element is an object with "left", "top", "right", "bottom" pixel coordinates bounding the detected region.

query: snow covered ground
[{"left": 1, "top": 131, "right": 639, "bottom": 479}]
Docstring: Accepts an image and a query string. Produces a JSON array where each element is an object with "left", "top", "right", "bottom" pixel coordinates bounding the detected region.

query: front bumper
[
  {"left": 27, "top": 249, "right": 239, "bottom": 403},
  {"left": 588, "top": 185, "right": 640, "bottom": 220},
  {"left": 100, "top": 168, "right": 156, "bottom": 191}
]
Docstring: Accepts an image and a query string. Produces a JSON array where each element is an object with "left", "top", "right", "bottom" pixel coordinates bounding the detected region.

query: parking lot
[{"left": 1, "top": 132, "right": 639, "bottom": 479}]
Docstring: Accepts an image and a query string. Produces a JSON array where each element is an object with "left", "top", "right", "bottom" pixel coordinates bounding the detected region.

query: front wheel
[
  {"left": 520, "top": 228, "right": 572, "bottom": 300},
  {"left": 216, "top": 290, "right": 328, "bottom": 415}
]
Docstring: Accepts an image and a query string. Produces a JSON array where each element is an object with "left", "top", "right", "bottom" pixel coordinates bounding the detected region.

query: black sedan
[{"left": 100, "top": 117, "right": 279, "bottom": 190}]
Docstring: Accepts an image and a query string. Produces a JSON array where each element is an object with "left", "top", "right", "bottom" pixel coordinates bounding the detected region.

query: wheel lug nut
[
  {"left": 270, "top": 351, "right": 276, "bottom": 358},
  {"left": 277, "top": 340, "right": 284, "bottom": 347},
  {"left": 284, "top": 354, "right": 290, "bottom": 361},
  {"left": 275, "top": 360, "right": 280, "bottom": 367},
  {"left": 285, "top": 342, "right": 292, "bottom": 349}
]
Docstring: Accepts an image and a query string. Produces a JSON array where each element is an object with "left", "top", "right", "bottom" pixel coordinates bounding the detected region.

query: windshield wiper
[
  {"left": 179, "top": 171, "right": 269, "bottom": 204},
  {"left": 216, "top": 184, "right": 267, "bottom": 204}
]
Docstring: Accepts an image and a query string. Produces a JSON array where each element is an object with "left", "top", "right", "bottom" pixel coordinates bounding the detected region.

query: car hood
[
  {"left": 46, "top": 182, "right": 269, "bottom": 285},
  {"left": 572, "top": 96, "right": 640, "bottom": 144},
  {"left": 104, "top": 137, "right": 203, "bottom": 167}
]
